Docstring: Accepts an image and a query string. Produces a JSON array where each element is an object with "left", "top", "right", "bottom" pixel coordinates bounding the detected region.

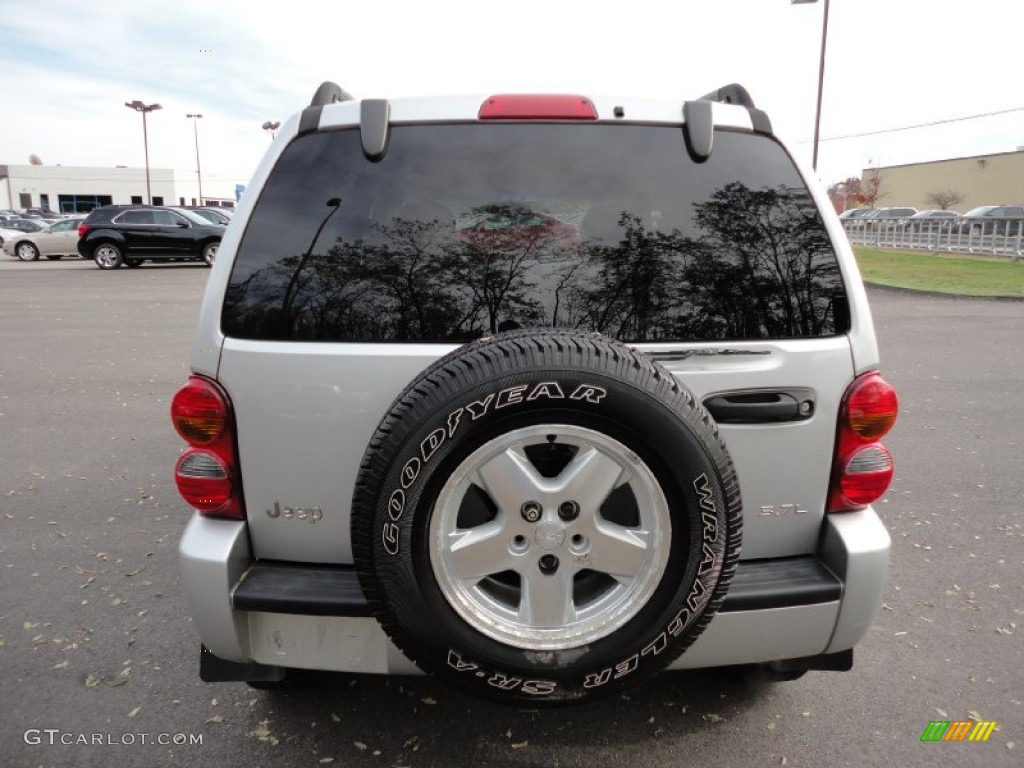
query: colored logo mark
[{"left": 920, "top": 720, "right": 997, "bottom": 742}]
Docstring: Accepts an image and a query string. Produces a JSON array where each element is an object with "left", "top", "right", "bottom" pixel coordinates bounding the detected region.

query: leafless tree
[{"left": 925, "top": 189, "right": 963, "bottom": 211}]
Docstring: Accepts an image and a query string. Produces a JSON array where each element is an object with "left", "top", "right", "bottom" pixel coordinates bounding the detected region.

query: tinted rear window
[{"left": 224, "top": 124, "right": 847, "bottom": 343}]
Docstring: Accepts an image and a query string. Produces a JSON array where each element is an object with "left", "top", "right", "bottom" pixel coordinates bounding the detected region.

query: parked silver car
[
  {"left": 2, "top": 217, "right": 85, "bottom": 261},
  {"left": 173, "top": 82, "right": 897, "bottom": 706}
]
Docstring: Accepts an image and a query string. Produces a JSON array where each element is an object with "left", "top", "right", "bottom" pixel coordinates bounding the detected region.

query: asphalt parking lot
[{"left": 0, "top": 257, "right": 1020, "bottom": 768}]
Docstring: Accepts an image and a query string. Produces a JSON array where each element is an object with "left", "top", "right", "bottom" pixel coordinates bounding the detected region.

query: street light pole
[
  {"left": 262, "top": 121, "right": 281, "bottom": 141},
  {"left": 792, "top": 0, "right": 830, "bottom": 171},
  {"left": 187, "top": 113, "right": 204, "bottom": 205},
  {"left": 125, "top": 100, "right": 162, "bottom": 204}
]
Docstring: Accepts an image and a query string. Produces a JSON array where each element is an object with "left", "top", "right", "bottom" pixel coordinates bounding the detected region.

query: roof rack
[
  {"left": 310, "top": 81, "right": 355, "bottom": 107},
  {"left": 697, "top": 83, "right": 756, "bottom": 109}
]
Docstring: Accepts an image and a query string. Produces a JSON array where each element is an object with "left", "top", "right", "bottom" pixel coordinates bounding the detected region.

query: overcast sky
[{"left": 1, "top": 0, "right": 1021, "bottom": 191}]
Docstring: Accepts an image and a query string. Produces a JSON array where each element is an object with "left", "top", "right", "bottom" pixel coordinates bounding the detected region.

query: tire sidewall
[{"left": 356, "top": 355, "right": 737, "bottom": 703}]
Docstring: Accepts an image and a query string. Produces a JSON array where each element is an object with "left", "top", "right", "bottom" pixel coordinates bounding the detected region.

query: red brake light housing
[
  {"left": 478, "top": 94, "right": 598, "bottom": 121},
  {"left": 171, "top": 375, "right": 244, "bottom": 519},
  {"left": 828, "top": 372, "right": 898, "bottom": 512},
  {"left": 77, "top": 223, "right": 89, "bottom": 238}
]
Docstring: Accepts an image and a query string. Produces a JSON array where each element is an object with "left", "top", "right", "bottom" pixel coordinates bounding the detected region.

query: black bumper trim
[
  {"left": 230, "top": 556, "right": 840, "bottom": 617},
  {"left": 719, "top": 557, "right": 841, "bottom": 612},
  {"left": 232, "top": 561, "right": 373, "bottom": 617}
]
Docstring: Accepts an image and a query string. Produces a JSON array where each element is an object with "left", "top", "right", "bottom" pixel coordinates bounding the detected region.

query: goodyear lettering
[
  {"left": 447, "top": 408, "right": 464, "bottom": 438},
  {"left": 568, "top": 384, "right": 607, "bottom": 404},
  {"left": 382, "top": 522, "right": 399, "bottom": 556},
  {"left": 421, "top": 429, "right": 446, "bottom": 462},
  {"left": 387, "top": 490, "right": 405, "bottom": 521},
  {"left": 526, "top": 381, "right": 565, "bottom": 401},
  {"left": 495, "top": 385, "right": 529, "bottom": 409},
  {"left": 464, "top": 394, "right": 495, "bottom": 420},
  {"left": 400, "top": 457, "right": 421, "bottom": 489}
]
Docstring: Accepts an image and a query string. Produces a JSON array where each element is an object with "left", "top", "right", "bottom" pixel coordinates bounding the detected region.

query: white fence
[{"left": 844, "top": 218, "right": 1024, "bottom": 260}]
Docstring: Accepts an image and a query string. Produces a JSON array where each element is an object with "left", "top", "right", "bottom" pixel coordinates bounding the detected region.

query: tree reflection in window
[{"left": 223, "top": 182, "right": 844, "bottom": 343}]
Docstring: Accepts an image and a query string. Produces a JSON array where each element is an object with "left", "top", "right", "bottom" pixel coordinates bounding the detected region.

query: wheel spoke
[
  {"left": 475, "top": 448, "right": 546, "bottom": 514},
  {"left": 586, "top": 520, "right": 652, "bottom": 582},
  {"left": 447, "top": 518, "right": 515, "bottom": 584},
  {"left": 555, "top": 446, "right": 625, "bottom": 514},
  {"left": 519, "top": 564, "right": 576, "bottom": 627}
]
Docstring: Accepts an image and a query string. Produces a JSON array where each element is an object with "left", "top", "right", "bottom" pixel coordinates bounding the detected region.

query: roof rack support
[
  {"left": 310, "top": 82, "right": 355, "bottom": 107},
  {"left": 697, "top": 83, "right": 756, "bottom": 109},
  {"left": 682, "top": 100, "right": 714, "bottom": 162},
  {"left": 360, "top": 99, "right": 391, "bottom": 162},
  {"left": 694, "top": 83, "right": 774, "bottom": 137}
]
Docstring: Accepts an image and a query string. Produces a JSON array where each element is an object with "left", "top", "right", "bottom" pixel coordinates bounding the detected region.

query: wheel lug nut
[
  {"left": 538, "top": 554, "right": 559, "bottom": 574},
  {"left": 521, "top": 501, "right": 542, "bottom": 523},
  {"left": 558, "top": 500, "right": 579, "bottom": 521}
]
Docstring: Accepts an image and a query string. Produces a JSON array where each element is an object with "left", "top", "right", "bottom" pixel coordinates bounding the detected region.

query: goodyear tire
[{"left": 352, "top": 329, "right": 742, "bottom": 705}]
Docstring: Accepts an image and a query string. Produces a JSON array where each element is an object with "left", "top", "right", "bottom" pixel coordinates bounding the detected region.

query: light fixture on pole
[
  {"left": 262, "top": 121, "right": 281, "bottom": 140},
  {"left": 186, "top": 113, "right": 204, "bottom": 205},
  {"left": 792, "top": 0, "right": 830, "bottom": 171},
  {"left": 125, "top": 100, "right": 162, "bottom": 204}
]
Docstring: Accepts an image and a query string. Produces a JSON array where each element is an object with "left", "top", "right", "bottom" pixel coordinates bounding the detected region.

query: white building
[{"left": 0, "top": 164, "right": 241, "bottom": 213}]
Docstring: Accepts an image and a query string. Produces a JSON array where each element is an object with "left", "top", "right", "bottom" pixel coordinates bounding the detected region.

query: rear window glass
[{"left": 223, "top": 124, "right": 848, "bottom": 343}]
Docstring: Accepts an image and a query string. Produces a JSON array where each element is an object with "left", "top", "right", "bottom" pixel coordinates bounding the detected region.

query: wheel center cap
[{"left": 534, "top": 522, "right": 565, "bottom": 550}]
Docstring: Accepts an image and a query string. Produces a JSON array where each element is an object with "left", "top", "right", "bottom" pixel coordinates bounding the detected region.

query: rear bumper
[{"left": 179, "top": 507, "right": 889, "bottom": 675}]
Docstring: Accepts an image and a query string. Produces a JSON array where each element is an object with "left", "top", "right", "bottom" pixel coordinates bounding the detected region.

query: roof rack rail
[
  {"left": 310, "top": 81, "right": 355, "bottom": 107},
  {"left": 697, "top": 84, "right": 756, "bottom": 109}
]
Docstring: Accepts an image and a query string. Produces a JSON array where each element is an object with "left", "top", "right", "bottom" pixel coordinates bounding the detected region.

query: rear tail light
[
  {"left": 171, "top": 375, "right": 244, "bottom": 519},
  {"left": 478, "top": 94, "right": 598, "bottom": 120},
  {"left": 77, "top": 224, "right": 89, "bottom": 238},
  {"left": 828, "top": 372, "right": 898, "bottom": 512}
]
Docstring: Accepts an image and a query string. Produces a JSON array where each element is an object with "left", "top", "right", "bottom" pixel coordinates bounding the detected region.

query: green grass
[{"left": 853, "top": 248, "right": 1024, "bottom": 298}]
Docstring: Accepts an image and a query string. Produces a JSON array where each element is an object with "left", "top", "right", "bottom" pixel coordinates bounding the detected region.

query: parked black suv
[{"left": 77, "top": 205, "right": 225, "bottom": 269}]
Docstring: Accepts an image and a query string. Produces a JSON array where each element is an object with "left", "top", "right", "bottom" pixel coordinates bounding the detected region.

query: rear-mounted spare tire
[{"left": 351, "top": 329, "right": 742, "bottom": 705}]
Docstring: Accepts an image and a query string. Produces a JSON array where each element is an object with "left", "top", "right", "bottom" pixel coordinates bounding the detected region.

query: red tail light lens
[
  {"left": 171, "top": 375, "right": 244, "bottom": 519},
  {"left": 478, "top": 94, "right": 598, "bottom": 120},
  {"left": 172, "top": 377, "right": 227, "bottom": 445},
  {"left": 846, "top": 375, "right": 898, "bottom": 439},
  {"left": 78, "top": 224, "right": 89, "bottom": 238},
  {"left": 829, "top": 373, "right": 898, "bottom": 512}
]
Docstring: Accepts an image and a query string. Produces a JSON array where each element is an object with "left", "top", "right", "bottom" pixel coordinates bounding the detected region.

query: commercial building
[
  {"left": 860, "top": 150, "right": 1024, "bottom": 212},
  {"left": 0, "top": 164, "right": 240, "bottom": 213}
]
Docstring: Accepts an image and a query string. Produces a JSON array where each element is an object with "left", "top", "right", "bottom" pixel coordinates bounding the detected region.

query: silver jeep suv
[{"left": 172, "top": 82, "right": 897, "bottom": 705}]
